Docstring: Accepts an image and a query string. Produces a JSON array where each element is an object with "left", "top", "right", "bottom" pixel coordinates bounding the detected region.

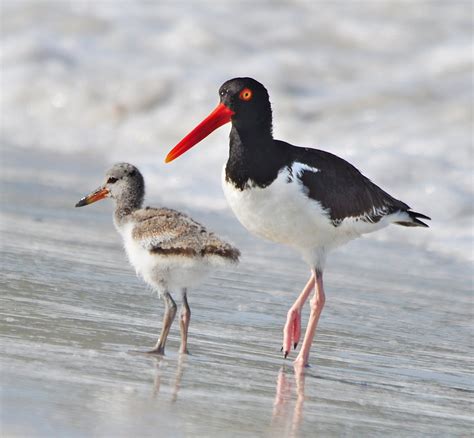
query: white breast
[
  {"left": 221, "top": 163, "right": 392, "bottom": 266},
  {"left": 118, "top": 222, "right": 158, "bottom": 284},
  {"left": 221, "top": 165, "right": 332, "bottom": 247},
  {"left": 115, "top": 221, "right": 212, "bottom": 292}
]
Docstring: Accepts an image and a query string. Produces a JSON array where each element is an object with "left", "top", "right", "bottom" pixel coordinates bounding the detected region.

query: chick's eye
[
  {"left": 239, "top": 88, "right": 253, "bottom": 101},
  {"left": 107, "top": 177, "right": 118, "bottom": 184}
]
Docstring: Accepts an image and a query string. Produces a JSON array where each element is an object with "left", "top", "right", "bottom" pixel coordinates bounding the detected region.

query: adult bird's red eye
[{"left": 239, "top": 88, "right": 253, "bottom": 101}]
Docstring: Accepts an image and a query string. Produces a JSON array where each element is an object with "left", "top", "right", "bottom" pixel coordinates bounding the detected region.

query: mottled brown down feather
[{"left": 130, "top": 207, "right": 240, "bottom": 261}]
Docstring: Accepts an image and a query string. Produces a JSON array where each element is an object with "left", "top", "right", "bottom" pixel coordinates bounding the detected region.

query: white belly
[
  {"left": 222, "top": 166, "right": 334, "bottom": 248},
  {"left": 117, "top": 222, "right": 210, "bottom": 293},
  {"left": 221, "top": 165, "right": 389, "bottom": 266}
]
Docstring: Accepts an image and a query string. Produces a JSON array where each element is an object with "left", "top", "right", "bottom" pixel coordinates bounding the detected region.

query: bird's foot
[
  {"left": 293, "top": 355, "right": 310, "bottom": 374},
  {"left": 146, "top": 346, "right": 166, "bottom": 355},
  {"left": 282, "top": 307, "right": 302, "bottom": 358},
  {"left": 128, "top": 346, "right": 165, "bottom": 356}
]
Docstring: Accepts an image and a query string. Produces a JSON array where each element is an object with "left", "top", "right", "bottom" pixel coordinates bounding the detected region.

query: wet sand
[{"left": 1, "top": 148, "right": 472, "bottom": 437}]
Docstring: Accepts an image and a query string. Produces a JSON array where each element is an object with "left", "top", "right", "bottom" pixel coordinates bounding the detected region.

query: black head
[
  {"left": 165, "top": 77, "right": 273, "bottom": 163},
  {"left": 218, "top": 77, "right": 272, "bottom": 133}
]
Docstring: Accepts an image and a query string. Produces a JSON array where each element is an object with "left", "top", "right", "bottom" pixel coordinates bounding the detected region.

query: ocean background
[{"left": 1, "top": 1, "right": 473, "bottom": 436}]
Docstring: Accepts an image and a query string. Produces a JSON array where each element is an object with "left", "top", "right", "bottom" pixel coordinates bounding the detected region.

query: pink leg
[
  {"left": 293, "top": 269, "right": 325, "bottom": 370},
  {"left": 282, "top": 273, "right": 316, "bottom": 358}
]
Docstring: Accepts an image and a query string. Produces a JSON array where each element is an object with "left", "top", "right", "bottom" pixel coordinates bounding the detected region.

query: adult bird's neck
[{"left": 225, "top": 125, "right": 288, "bottom": 190}]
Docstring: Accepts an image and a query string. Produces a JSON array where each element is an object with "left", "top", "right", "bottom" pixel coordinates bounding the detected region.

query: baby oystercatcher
[
  {"left": 165, "top": 77, "right": 430, "bottom": 368},
  {"left": 75, "top": 163, "right": 240, "bottom": 355}
]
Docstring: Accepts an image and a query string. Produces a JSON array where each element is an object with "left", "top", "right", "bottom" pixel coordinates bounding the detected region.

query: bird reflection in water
[
  {"left": 152, "top": 355, "right": 187, "bottom": 403},
  {"left": 272, "top": 366, "right": 306, "bottom": 437}
]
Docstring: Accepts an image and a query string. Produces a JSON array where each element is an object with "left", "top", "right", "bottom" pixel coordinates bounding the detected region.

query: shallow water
[
  {"left": 1, "top": 1, "right": 473, "bottom": 436},
  {"left": 1, "top": 148, "right": 473, "bottom": 436}
]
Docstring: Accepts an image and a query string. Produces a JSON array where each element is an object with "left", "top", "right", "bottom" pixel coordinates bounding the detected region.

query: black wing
[{"left": 284, "top": 142, "right": 429, "bottom": 226}]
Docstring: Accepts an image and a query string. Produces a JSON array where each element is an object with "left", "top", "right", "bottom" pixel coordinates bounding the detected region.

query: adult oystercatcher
[
  {"left": 165, "top": 77, "right": 430, "bottom": 368},
  {"left": 75, "top": 163, "right": 240, "bottom": 355}
]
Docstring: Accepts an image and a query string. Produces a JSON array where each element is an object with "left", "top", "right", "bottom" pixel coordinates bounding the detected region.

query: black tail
[{"left": 395, "top": 210, "right": 431, "bottom": 228}]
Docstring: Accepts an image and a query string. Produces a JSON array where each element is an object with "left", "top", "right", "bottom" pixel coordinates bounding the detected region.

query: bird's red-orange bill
[{"left": 165, "top": 103, "right": 235, "bottom": 163}]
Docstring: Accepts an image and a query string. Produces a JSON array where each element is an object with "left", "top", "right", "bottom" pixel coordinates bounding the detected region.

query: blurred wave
[{"left": 1, "top": 1, "right": 472, "bottom": 262}]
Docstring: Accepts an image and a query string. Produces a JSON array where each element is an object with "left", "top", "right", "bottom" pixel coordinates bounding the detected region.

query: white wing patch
[
  {"left": 291, "top": 162, "right": 320, "bottom": 178},
  {"left": 332, "top": 205, "right": 391, "bottom": 226}
]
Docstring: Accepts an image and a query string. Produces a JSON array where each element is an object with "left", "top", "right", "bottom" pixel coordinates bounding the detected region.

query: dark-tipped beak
[
  {"left": 75, "top": 186, "right": 110, "bottom": 207},
  {"left": 165, "top": 102, "right": 235, "bottom": 163}
]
